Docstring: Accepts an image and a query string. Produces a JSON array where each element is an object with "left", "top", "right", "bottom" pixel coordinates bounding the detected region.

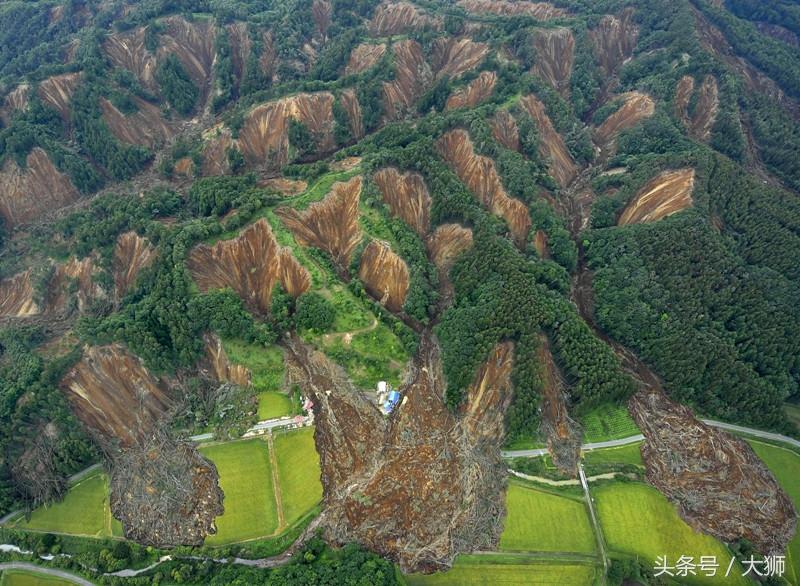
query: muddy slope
[
  {"left": 674, "top": 75, "right": 719, "bottom": 142},
  {"left": 369, "top": 2, "right": 438, "bottom": 36},
  {"left": 100, "top": 97, "right": 176, "bottom": 148},
  {"left": 594, "top": 91, "right": 655, "bottom": 146},
  {"left": 188, "top": 219, "right": 310, "bottom": 315},
  {"left": 202, "top": 332, "right": 252, "bottom": 387},
  {"left": 113, "top": 231, "right": 156, "bottom": 301},
  {"left": 103, "top": 27, "right": 158, "bottom": 91},
  {"left": 533, "top": 28, "right": 574, "bottom": 97},
  {"left": 37, "top": 73, "right": 81, "bottom": 119},
  {"left": 445, "top": 71, "right": 497, "bottom": 111},
  {"left": 285, "top": 333, "right": 512, "bottom": 572},
  {"left": 276, "top": 176, "right": 362, "bottom": 271},
  {"left": 520, "top": 95, "right": 578, "bottom": 188},
  {"left": 431, "top": 38, "right": 489, "bottom": 80},
  {"left": 358, "top": 240, "right": 410, "bottom": 312},
  {"left": 374, "top": 168, "right": 431, "bottom": 236},
  {"left": 630, "top": 388, "right": 796, "bottom": 555},
  {"left": 345, "top": 43, "right": 387, "bottom": 76},
  {"left": 457, "top": 0, "right": 566, "bottom": 19},
  {"left": 0, "top": 270, "right": 37, "bottom": 317},
  {"left": 437, "top": 129, "right": 531, "bottom": 248},
  {"left": 590, "top": 9, "right": 639, "bottom": 75},
  {"left": 383, "top": 40, "right": 431, "bottom": 120},
  {"left": 339, "top": 88, "right": 364, "bottom": 140},
  {"left": 427, "top": 224, "right": 474, "bottom": 275},
  {"left": 618, "top": 168, "right": 695, "bottom": 225},
  {"left": 490, "top": 110, "right": 520, "bottom": 151},
  {"left": 0, "top": 148, "right": 80, "bottom": 228},
  {"left": 157, "top": 16, "right": 216, "bottom": 90}
]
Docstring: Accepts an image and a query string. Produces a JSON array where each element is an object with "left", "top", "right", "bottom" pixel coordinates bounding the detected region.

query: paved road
[
  {"left": 189, "top": 417, "right": 308, "bottom": 443},
  {"left": 0, "top": 562, "right": 94, "bottom": 586},
  {"left": 502, "top": 419, "right": 799, "bottom": 458}
]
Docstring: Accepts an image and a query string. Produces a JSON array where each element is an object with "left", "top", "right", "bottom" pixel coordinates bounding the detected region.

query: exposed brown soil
[
  {"left": 113, "top": 231, "right": 156, "bottom": 302},
  {"left": 345, "top": 43, "right": 386, "bottom": 76},
  {"left": 46, "top": 256, "right": 104, "bottom": 314},
  {"left": 201, "top": 125, "right": 234, "bottom": 176},
  {"left": 103, "top": 27, "right": 158, "bottom": 91},
  {"left": 445, "top": 71, "right": 497, "bottom": 111},
  {"left": 109, "top": 430, "right": 224, "bottom": 547},
  {"left": 259, "top": 31, "right": 279, "bottom": 81},
  {"left": 629, "top": 388, "right": 797, "bottom": 555},
  {"left": 60, "top": 344, "right": 174, "bottom": 448},
  {"left": 520, "top": 95, "right": 578, "bottom": 189},
  {"left": 258, "top": 177, "right": 308, "bottom": 195},
  {"left": 284, "top": 332, "right": 512, "bottom": 573},
  {"left": 537, "top": 334, "right": 581, "bottom": 475},
  {"left": 100, "top": 97, "right": 176, "bottom": 148},
  {"left": 374, "top": 167, "right": 431, "bottom": 236},
  {"left": 358, "top": 240, "right": 410, "bottom": 313},
  {"left": 0, "top": 270, "right": 37, "bottom": 317},
  {"left": 235, "top": 92, "right": 336, "bottom": 170},
  {"left": 383, "top": 40, "right": 430, "bottom": 120},
  {"left": 756, "top": 22, "right": 799, "bottom": 48},
  {"left": 2, "top": 84, "right": 30, "bottom": 123},
  {"left": 490, "top": 110, "right": 520, "bottom": 151},
  {"left": 0, "top": 148, "right": 80, "bottom": 229},
  {"left": 431, "top": 38, "right": 489, "bottom": 80},
  {"left": 369, "top": 2, "right": 438, "bottom": 36},
  {"left": 437, "top": 129, "right": 531, "bottom": 248},
  {"left": 226, "top": 22, "right": 252, "bottom": 86},
  {"left": 618, "top": 168, "right": 695, "bottom": 225},
  {"left": 202, "top": 332, "right": 252, "bottom": 387},
  {"left": 457, "top": 0, "right": 566, "bottom": 19},
  {"left": 427, "top": 224, "right": 473, "bottom": 274},
  {"left": 276, "top": 176, "right": 362, "bottom": 272},
  {"left": 37, "top": 72, "right": 81, "bottom": 119},
  {"left": 312, "top": 0, "right": 333, "bottom": 41},
  {"left": 157, "top": 16, "right": 216, "bottom": 91},
  {"left": 594, "top": 91, "right": 655, "bottom": 146},
  {"left": 533, "top": 28, "right": 574, "bottom": 97},
  {"left": 590, "top": 9, "right": 639, "bottom": 76},
  {"left": 533, "top": 229, "right": 548, "bottom": 258},
  {"left": 173, "top": 157, "right": 194, "bottom": 178},
  {"left": 339, "top": 88, "right": 364, "bottom": 140},
  {"left": 187, "top": 218, "right": 310, "bottom": 315},
  {"left": 675, "top": 75, "right": 719, "bottom": 141}
]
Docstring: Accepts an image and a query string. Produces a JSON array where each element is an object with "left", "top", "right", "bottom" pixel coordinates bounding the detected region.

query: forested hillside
[{"left": 0, "top": 0, "right": 798, "bottom": 581}]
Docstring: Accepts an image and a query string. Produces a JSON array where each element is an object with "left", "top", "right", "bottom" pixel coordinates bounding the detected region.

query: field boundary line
[{"left": 267, "top": 433, "right": 286, "bottom": 530}]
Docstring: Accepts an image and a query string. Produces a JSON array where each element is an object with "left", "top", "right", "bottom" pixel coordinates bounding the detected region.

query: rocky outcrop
[
  {"left": 674, "top": 75, "right": 719, "bottom": 142},
  {"left": 590, "top": 9, "right": 639, "bottom": 76},
  {"left": 235, "top": 92, "right": 336, "bottom": 169},
  {"left": 202, "top": 333, "right": 252, "bottom": 387},
  {"left": 0, "top": 148, "right": 79, "bottom": 228},
  {"left": 520, "top": 95, "right": 578, "bottom": 189},
  {"left": 383, "top": 39, "right": 430, "bottom": 119},
  {"left": 103, "top": 27, "right": 158, "bottom": 91},
  {"left": 113, "top": 231, "right": 156, "bottom": 301},
  {"left": 345, "top": 43, "right": 387, "bottom": 76},
  {"left": 618, "top": 168, "right": 695, "bottom": 225},
  {"left": 0, "top": 270, "right": 37, "bottom": 317},
  {"left": 339, "top": 88, "right": 364, "bottom": 140},
  {"left": 437, "top": 129, "right": 531, "bottom": 248},
  {"left": 427, "top": 224, "right": 473, "bottom": 274},
  {"left": 533, "top": 28, "right": 574, "bottom": 97},
  {"left": 457, "top": 0, "right": 566, "bottom": 19},
  {"left": 431, "top": 38, "right": 489, "bottom": 80},
  {"left": 490, "top": 110, "right": 520, "bottom": 151},
  {"left": 374, "top": 168, "right": 431, "bottom": 236},
  {"left": 100, "top": 97, "right": 175, "bottom": 148},
  {"left": 60, "top": 344, "right": 174, "bottom": 448},
  {"left": 187, "top": 218, "right": 311, "bottom": 315},
  {"left": 276, "top": 176, "right": 363, "bottom": 270},
  {"left": 37, "top": 72, "right": 81, "bottom": 119},
  {"left": 594, "top": 91, "right": 655, "bottom": 146},
  {"left": 369, "top": 2, "right": 437, "bottom": 36},
  {"left": 630, "top": 388, "right": 797, "bottom": 555},
  {"left": 285, "top": 332, "right": 512, "bottom": 572},
  {"left": 445, "top": 71, "right": 497, "bottom": 111},
  {"left": 358, "top": 240, "right": 410, "bottom": 313},
  {"left": 157, "top": 16, "right": 216, "bottom": 89}
]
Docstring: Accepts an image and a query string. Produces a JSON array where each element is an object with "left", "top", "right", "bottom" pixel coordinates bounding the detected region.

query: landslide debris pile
[
  {"left": 533, "top": 28, "right": 574, "bottom": 97},
  {"left": 445, "top": 71, "right": 497, "bottom": 111},
  {"left": 358, "top": 240, "right": 410, "bottom": 313},
  {"left": 520, "top": 95, "right": 578, "bottom": 189},
  {"left": 187, "top": 218, "right": 311, "bottom": 315},
  {"left": 457, "top": 0, "right": 566, "bottom": 19},
  {"left": 618, "top": 168, "right": 695, "bottom": 225},
  {"left": 374, "top": 168, "right": 431, "bottom": 236},
  {"left": 674, "top": 75, "right": 719, "bottom": 141},
  {"left": 113, "top": 231, "right": 156, "bottom": 301},
  {"left": 284, "top": 333, "right": 513, "bottom": 573},
  {"left": 60, "top": 345, "right": 224, "bottom": 547},
  {"left": 594, "top": 91, "right": 655, "bottom": 146},
  {"left": 590, "top": 9, "right": 639, "bottom": 75},
  {"left": 202, "top": 332, "right": 252, "bottom": 387},
  {"left": 629, "top": 389, "right": 797, "bottom": 555}
]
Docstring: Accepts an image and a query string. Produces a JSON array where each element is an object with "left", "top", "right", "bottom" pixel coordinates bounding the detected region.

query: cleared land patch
[
  {"left": 578, "top": 403, "right": 640, "bottom": 442},
  {"left": 594, "top": 482, "right": 747, "bottom": 585},
  {"left": 200, "top": 439, "right": 278, "bottom": 544},
  {"left": 618, "top": 168, "right": 695, "bottom": 225},
  {"left": 258, "top": 391, "right": 293, "bottom": 420},
  {"left": 500, "top": 483, "right": 595, "bottom": 553},
  {"left": 582, "top": 442, "right": 643, "bottom": 467},
  {"left": 12, "top": 472, "right": 121, "bottom": 538},
  {"left": 405, "top": 556, "right": 598, "bottom": 585},
  {"left": 273, "top": 427, "right": 323, "bottom": 527},
  {"left": 0, "top": 570, "right": 74, "bottom": 586}
]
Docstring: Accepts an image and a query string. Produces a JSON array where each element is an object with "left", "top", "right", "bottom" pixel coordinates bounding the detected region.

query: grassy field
[
  {"left": 257, "top": 391, "right": 293, "bottom": 420},
  {"left": 222, "top": 339, "right": 285, "bottom": 393},
  {"left": 785, "top": 403, "right": 800, "bottom": 432},
  {"left": 748, "top": 440, "right": 800, "bottom": 585},
  {"left": 200, "top": 439, "right": 278, "bottom": 544},
  {"left": 273, "top": 427, "right": 323, "bottom": 526},
  {"left": 499, "top": 483, "right": 595, "bottom": 554},
  {"left": 0, "top": 570, "right": 74, "bottom": 586},
  {"left": 594, "top": 482, "right": 748, "bottom": 585},
  {"left": 582, "top": 442, "right": 643, "bottom": 467},
  {"left": 578, "top": 403, "right": 640, "bottom": 443},
  {"left": 13, "top": 472, "right": 121, "bottom": 538},
  {"left": 404, "top": 556, "right": 598, "bottom": 585}
]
